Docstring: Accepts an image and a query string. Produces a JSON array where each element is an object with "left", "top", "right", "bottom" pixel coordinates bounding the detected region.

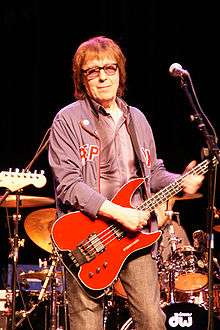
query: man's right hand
[{"left": 98, "top": 200, "right": 150, "bottom": 231}]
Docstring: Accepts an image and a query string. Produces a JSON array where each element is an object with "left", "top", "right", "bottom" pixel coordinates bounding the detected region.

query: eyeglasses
[{"left": 82, "top": 63, "right": 118, "bottom": 80}]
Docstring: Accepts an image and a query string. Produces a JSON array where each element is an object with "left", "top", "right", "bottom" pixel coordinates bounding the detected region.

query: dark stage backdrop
[{"left": 1, "top": 1, "right": 220, "bottom": 272}]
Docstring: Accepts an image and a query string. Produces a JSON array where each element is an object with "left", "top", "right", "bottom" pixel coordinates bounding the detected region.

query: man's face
[{"left": 82, "top": 57, "right": 119, "bottom": 108}]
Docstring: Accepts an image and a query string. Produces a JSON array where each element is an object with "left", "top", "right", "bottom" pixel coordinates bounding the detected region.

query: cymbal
[
  {"left": 178, "top": 245, "right": 196, "bottom": 252},
  {"left": 19, "top": 269, "right": 50, "bottom": 281},
  {"left": 19, "top": 269, "right": 61, "bottom": 281},
  {"left": 173, "top": 193, "right": 203, "bottom": 201},
  {"left": 0, "top": 195, "right": 55, "bottom": 208},
  {"left": 24, "top": 208, "right": 57, "bottom": 253}
]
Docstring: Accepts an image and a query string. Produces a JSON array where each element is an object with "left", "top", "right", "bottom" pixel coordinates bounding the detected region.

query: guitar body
[{"left": 51, "top": 178, "right": 161, "bottom": 298}]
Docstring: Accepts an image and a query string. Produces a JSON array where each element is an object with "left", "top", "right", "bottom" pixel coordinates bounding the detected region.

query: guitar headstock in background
[{"left": 0, "top": 169, "right": 47, "bottom": 192}]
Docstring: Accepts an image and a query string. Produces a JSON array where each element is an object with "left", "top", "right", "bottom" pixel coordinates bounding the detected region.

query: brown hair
[{"left": 72, "top": 36, "right": 126, "bottom": 99}]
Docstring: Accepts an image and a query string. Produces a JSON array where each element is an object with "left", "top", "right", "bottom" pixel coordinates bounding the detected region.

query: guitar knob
[
  {"left": 103, "top": 261, "right": 108, "bottom": 268},
  {"left": 88, "top": 272, "right": 94, "bottom": 278},
  {"left": 96, "top": 267, "right": 101, "bottom": 273}
]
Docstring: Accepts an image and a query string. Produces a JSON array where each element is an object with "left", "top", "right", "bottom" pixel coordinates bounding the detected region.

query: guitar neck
[{"left": 139, "top": 157, "right": 213, "bottom": 213}]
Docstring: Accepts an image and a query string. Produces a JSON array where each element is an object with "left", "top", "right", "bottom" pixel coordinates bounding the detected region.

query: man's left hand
[{"left": 182, "top": 160, "right": 204, "bottom": 194}]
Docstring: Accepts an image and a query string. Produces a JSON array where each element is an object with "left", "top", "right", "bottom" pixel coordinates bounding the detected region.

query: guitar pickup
[{"left": 88, "top": 233, "right": 105, "bottom": 253}]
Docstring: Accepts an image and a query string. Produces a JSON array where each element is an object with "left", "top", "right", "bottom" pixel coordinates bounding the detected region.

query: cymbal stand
[
  {"left": 52, "top": 247, "right": 70, "bottom": 330},
  {"left": 60, "top": 266, "right": 69, "bottom": 330},
  {"left": 39, "top": 254, "right": 59, "bottom": 330},
  {"left": 164, "top": 211, "right": 180, "bottom": 304},
  {"left": 50, "top": 273, "right": 58, "bottom": 330},
  {"left": 103, "top": 290, "right": 113, "bottom": 330},
  {"left": 15, "top": 254, "right": 59, "bottom": 329},
  {"left": 9, "top": 191, "right": 25, "bottom": 330}
]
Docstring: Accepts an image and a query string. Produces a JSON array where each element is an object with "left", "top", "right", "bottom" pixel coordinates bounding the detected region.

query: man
[{"left": 48, "top": 36, "right": 203, "bottom": 330}]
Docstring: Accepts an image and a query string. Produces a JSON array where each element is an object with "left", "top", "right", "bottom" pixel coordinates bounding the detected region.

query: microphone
[{"left": 169, "top": 63, "right": 189, "bottom": 78}]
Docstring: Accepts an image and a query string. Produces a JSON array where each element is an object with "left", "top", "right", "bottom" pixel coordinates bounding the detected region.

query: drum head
[
  {"left": 163, "top": 302, "right": 220, "bottom": 329},
  {"left": 175, "top": 273, "right": 208, "bottom": 291}
]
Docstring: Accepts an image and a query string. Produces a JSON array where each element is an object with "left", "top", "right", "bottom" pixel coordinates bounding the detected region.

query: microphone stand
[{"left": 174, "top": 72, "right": 220, "bottom": 330}]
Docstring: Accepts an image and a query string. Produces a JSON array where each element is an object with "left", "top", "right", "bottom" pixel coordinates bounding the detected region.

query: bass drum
[
  {"left": 109, "top": 302, "right": 220, "bottom": 330},
  {"left": 163, "top": 302, "right": 220, "bottom": 330}
]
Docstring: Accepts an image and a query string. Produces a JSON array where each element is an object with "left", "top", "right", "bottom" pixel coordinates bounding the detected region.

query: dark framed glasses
[{"left": 82, "top": 63, "right": 118, "bottom": 80}]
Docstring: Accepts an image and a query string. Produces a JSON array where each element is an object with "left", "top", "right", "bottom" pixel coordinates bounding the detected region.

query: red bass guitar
[{"left": 51, "top": 157, "right": 215, "bottom": 298}]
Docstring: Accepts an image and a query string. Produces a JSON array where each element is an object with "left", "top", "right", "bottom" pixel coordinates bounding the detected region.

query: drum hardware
[
  {"left": 192, "top": 230, "right": 207, "bottom": 254},
  {"left": 103, "top": 279, "right": 131, "bottom": 330},
  {"left": 174, "top": 283, "right": 220, "bottom": 312},
  {"left": 0, "top": 190, "right": 53, "bottom": 327},
  {"left": 4, "top": 201, "right": 54, "bottom": 329},
  {"left": 174, "top": 288, "right": 206, "bottom": 307},
  {"left": 17, "top": 203, "right": 69, "bottom": 329},
  {"left": 103, "top": 289, "right": 114, "bottom": 330},
  {"left": 203, "top": 284, "right": 220, "bottom": 316},
  {"left": 0, "top": 289, "right": 15, "bottom": 316},
  {"left": 15, "top": 253, "right": 67, "bottom": 329},
  {"left": 173, "top": 246, "right": 208, "bottom": 292},
  {"left": 104, "top": 288, "right": 134, "bottom": 330},
  {"left": 164, "top": 210, "right": 181, "bottom": 304},
  {"left": 6, "top": 192, "right": 25, "bottom": 329},
  {"left": 157, "top": 209, "right": 210, "bottom": 307}
]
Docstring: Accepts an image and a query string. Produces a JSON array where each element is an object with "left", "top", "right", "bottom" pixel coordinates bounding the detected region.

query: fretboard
[{"left": 138, "top": 157, "right": 217, "bottom": 213}]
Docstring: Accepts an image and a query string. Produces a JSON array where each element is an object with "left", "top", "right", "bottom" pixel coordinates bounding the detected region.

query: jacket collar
[
  {"left": 80, "top": 97, "right": 131, "bottom": 137},
  {"left": 87, "top": 96, "right": 130, "bottom": 118}
]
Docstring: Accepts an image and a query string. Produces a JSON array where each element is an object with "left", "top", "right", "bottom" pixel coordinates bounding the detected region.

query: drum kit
[
  {"left": 1, "top": 191, "right": 220, "bottom": 329},
  {"left": 103, "top": 194, "right": 220, "bottom": 330},
  {"left": 0, "top": 193, "right": 68, "bottom": 329}
]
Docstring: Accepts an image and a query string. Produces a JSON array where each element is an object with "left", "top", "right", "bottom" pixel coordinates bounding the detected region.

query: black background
[{"left": 1, "top": 1, "right": 220, "bottom": 281}]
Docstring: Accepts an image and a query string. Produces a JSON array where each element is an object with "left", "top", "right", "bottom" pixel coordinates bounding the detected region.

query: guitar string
[
  {"left": 76, "top": 159, "right": 212, "bottom": 257},
  {"left": 137, "top": 160, "right": 209, "bottom": 212},
  {"left": 80, "top": 226, "right": 124, "bottom": 256},
  {"left": 76, "top": 224, "right": 123, "bottom": 256}
]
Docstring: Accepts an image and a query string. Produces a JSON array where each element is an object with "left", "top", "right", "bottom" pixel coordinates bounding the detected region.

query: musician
[{"left": 48, "top": 36, "right": 204, "bottom": 330}]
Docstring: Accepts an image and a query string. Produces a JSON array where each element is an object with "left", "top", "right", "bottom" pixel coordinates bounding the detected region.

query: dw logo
[{"left": 168, "top": 312, "right": 193, "bottom": 327}]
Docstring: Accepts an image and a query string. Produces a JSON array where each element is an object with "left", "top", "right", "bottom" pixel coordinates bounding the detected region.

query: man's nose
[{"left": 99, "top": 68, "right": 107, "bottom": 80}]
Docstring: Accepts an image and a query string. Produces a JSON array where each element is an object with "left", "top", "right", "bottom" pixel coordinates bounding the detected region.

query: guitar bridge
[{"left": 69, "top": 233, "right": 105, "bottom": 266}]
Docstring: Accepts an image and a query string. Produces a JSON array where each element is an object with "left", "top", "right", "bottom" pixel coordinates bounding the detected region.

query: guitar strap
[
  {"left": 127, "top": 108, "right": 150, "bottom": 198},
  {"left": 127, "top": 108, "right": 159, "bottom": 257}
]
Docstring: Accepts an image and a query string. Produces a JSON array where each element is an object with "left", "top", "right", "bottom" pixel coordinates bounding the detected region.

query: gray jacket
[{"left": 48, "top": 97, "right": 179, "bottom": 221}]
